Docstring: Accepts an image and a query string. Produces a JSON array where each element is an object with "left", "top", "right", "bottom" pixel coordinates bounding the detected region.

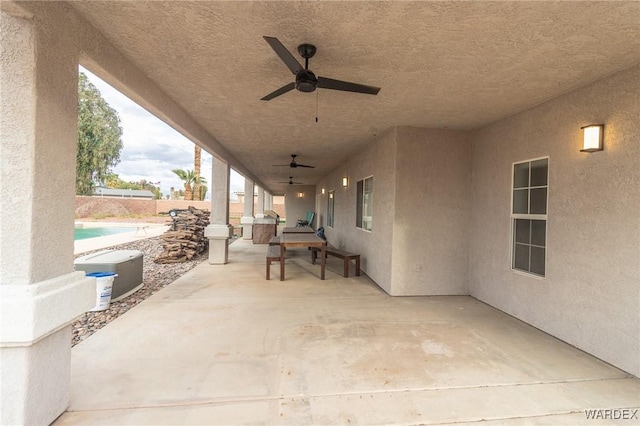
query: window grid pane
[
  {"left": 363, "top": 177, "right": 373, "bottom": 231},
  {"left": 511, "top": 158, "right": 548, "bottom": 277},
  {"left": 515, "top": 219, "right": 530, "bottom": 244},
  {"left": 531, "top": 220, "right": 546, "bottom": 247},
  {"left": 513, "top": 189, "right": 529, "bottom": 214},
  {"left": 327, "top": 191, "right": 335, "bottom": 228},
  {"left": 514, "top": 243, "right": 530, "bottom": 271},
  {"left": 530, "top": 247, "right": 546, "bottom": 276},
  {"left": 513, "top": 163, "right": 529, "bottom": 189},
  {"left": 530, "top": 188, "right": 547, "bottom": 214},
  {"left": 356, "top": 177, "right": 373, "bottom": 231},
  {"left": 530, "top": 159, "right": 548, "bottom": 187},
  {"left": 356, "top": 180, "right": 363, "bottom": 228}
]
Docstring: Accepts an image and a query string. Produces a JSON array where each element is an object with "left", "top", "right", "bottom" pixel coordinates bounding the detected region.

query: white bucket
[{"left": 86, "top": 272, "right": 117, "bottom": 311}]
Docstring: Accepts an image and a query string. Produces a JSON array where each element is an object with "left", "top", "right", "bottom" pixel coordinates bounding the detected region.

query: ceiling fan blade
[
  {"left": 317, "top": 76, "right": 381, "bottom": 95},
  {"left": 278, "top": 179, "right": 303, "bottom": 184},
  {"left": 263, "top": 36, "right": 303, "bottom": 75},
  {"left": 273, "top": 154, "right": 315, "bottom": 168},
  {"left": 261, "top": 82, "right": 295, "bottom": 101}
]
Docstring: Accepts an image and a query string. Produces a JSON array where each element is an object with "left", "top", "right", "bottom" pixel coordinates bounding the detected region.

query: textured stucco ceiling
[{"left": 69, "top": 1, "right": 639, "bottom": 194}]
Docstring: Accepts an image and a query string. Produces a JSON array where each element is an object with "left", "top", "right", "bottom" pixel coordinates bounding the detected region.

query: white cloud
[{"left": 80, "top": 67, "right": 245, "bottom": 200}]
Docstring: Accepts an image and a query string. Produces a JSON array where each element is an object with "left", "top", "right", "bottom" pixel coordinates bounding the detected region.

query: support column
[
  {"left": 256, "top": 186, "right": 265, "bottom": 218},
  {"left": 253, "top": 188, "right": 277, "bottom": 243},
  {"left": 205, "top": 156, "right": 233, "bottom": 264},
  {"left": 0, "top": 12, "right": 95, "bottom": 426},
  {"left": 265, "top": 192, "right": 273, "bottom": 210},
  {"left": 240, "top": 178, "right": 255, "bottom": 240}
]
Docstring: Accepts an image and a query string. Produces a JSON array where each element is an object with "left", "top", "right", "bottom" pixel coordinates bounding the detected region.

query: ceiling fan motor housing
[{"left": 296, "top": 70, "right": 317, "bottom": 93}]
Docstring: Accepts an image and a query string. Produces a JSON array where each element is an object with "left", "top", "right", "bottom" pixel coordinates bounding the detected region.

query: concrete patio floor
[{"left": 55, "top": 238, "right": 639, "bottom": 425}]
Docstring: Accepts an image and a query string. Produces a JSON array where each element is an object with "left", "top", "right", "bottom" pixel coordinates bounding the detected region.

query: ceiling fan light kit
[
  {"left": 273, "top": 154, "right": 315, "bottom": 169},
  {"left": 278, "top": 176, "right": 304, "bottom": 185},
  {"left": 261, "top": 36, "right": 381, "bottom": 101}
]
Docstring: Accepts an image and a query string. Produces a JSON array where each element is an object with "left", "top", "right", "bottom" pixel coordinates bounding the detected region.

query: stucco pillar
[
  {"left": 0, "top": 12, "right": 95, "bottom": 426},
  {"left": 266, "top": 192, "right": 273, "bottom": 210},
  {"left": 240, "top": 178, "right": 254, "bottom": 240},
  {"left": 256, "top": 186, "right": 265, "bottom": 218},
  {"left": 205, "top": 156, "right": 233, "bottom": 264}
]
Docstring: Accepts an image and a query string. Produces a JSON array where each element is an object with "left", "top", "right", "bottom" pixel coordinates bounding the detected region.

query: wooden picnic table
[{"left": 279, "top": 233, "right": 327, "bottom": 280}]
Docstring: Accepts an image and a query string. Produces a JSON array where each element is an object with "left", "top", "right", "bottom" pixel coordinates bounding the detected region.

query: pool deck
[{"left": 74, "top": 222, "right": 169, "bottom": 254}]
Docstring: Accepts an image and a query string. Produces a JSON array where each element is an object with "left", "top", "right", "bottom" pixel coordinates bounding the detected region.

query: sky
[{"left": 81, "top": 67, "right": 244, "bottom": 200}]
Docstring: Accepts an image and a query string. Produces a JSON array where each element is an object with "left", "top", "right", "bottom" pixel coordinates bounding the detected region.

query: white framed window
[
  {"left": 356, "top": 176, "right": 373, "bottom": 231},
  {"left": 511, "top": 157, "right": 548, "bottom": 277},
  {"left": 327, "top": 190, "right": 335, "bottom": 228}
]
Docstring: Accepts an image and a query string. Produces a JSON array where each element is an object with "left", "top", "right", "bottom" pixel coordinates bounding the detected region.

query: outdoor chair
[{"left": 296, "top": 211, "right": 315, "bottom": 228}]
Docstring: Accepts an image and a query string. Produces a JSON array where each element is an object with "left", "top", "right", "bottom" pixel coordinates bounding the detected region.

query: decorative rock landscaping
[{"left": 71, "top": 236, "right": 208, "bottom": 346}]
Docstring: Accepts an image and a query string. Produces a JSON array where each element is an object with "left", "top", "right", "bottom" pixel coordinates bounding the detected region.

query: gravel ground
[{"left": 72, "top": 237, "right": 208, "bottom": 346}]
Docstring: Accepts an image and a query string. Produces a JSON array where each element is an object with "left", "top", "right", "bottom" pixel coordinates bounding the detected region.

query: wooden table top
[
  {"left": 282, "top": 226, "right": 315, "bottom": 234},
  {"left": 281, "top": 233, "right": 326, "bottom": 247}
]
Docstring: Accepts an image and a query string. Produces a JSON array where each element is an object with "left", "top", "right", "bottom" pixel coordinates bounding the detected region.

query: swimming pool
[{"left": 74, "top": 227, "right": 136, "bottom": 240}]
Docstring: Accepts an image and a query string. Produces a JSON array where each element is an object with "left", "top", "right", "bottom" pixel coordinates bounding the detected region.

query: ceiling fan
[
  {"left": 278, "top": 176, "right": 304, "bottom": 185},
  {"left": 261, "top": 36, "right": 381, "bottom": 101},
  {"left": 273, "top": 154, "right": 315, "bottom": 169}
]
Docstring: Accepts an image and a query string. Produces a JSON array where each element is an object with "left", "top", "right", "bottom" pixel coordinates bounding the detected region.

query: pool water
[{"left": 74, "top": 227, "right": 135, "bottom": 240}]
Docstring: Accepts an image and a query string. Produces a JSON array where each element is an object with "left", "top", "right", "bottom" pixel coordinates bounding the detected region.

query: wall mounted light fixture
[
  {"left": 342, "top": 176, "right": 348, "bottom": 187},
  {"left": 581, "top": 124, "right": 604, "bottom": 152},
  {"left": 321, "top": 188, "right": 325, "bottom": 195},
  {"left": 298, "top": 191, "right": 304, "bottom": 198}
]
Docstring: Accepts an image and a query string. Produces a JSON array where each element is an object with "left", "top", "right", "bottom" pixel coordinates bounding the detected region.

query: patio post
[
  {"left": 205, "top": 156, "right": 233, "bottom": 264},
  {"left": 0, "top": 11, "right": 95, "bottom": 425},
  {"left": 256, "top": 186, "right": 265, "bottom": 218},
  {"left": 240, "top": 178, "right": 254, "bottom": 240},
  {"left": 266, "top": 192, "right": 273, "bottom": 210}
]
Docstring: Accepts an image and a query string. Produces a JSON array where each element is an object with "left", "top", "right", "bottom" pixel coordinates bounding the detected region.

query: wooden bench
[
  {"left": 311, "top": 245, "right": 360, "bottom": 278},
  {"left": 268, "top": 236, "right": 280, "bottom": 246},
  {"left": 266, "top": 245, "right": 283, "bottom": 280}
]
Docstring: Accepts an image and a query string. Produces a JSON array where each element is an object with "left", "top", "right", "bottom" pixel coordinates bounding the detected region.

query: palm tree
[
  {"left": 172, "top": 168, "right": 195, "bottom": 200},
  {"left": 198, "top": 184, "right": 208, "bottom": 201},
  {"left": 194, "top": 176, "right": 207, "bottom": 200},
  {"left": 193, "top": 145, "right": 202, "bottom": 200}
]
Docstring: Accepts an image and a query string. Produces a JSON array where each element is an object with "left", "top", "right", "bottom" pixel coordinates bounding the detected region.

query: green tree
[
  {"left": 197, "top": 183, "right": 208, "bottom": 201},
  {"left": 139, "top": 179, "right": 163, "bottom": 200},
  {"left": 76, "top": 72, "right": 123, "bottom": 195},
  {"left": 172, "top": 168, "right": 207, "bottom": 200},
  {"left": 104, "top": 173, "right": 162, "bottom": 199},
  {"left": 194, "top": 176, "right": 207, "bottom": 200}
]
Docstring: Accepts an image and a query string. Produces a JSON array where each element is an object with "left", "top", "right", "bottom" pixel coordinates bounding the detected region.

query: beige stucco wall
[
  {"left": 469, "top": 65, "right": 640, "bottom": 377},
  {"left": 392, "top": 127, "right": 472, "bottom": 295},
  {"left": 1, "top": 7, "right": 95, "bottom": 425},
  {"left": 318, "top": 127, "right": 472, "bottom": 296},
  {"left": 284, "top": 185, "right": 316, "bottom": 227},
  {"left": 316, "top": 67, "right": 638, "bottom": 376},
  {"left": 317, "top": 129, "right": 398, "bottom": 293},
  {"left": 1, "top": 4, "right": 81, "bottom": 284}
]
